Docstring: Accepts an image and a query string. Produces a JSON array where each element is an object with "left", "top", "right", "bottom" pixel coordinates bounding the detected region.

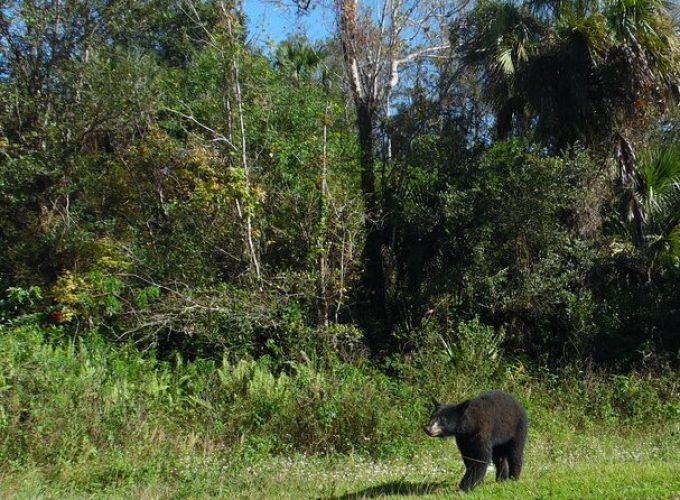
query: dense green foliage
[
  {"left": 0, "top": 1, "right": 680, "bottom": 492},
  {"left": 0, "top": 322, "right": 678, "bottom": 495},
  {"left": 1, "top": 0, "right": 679, "bottom": 365}
]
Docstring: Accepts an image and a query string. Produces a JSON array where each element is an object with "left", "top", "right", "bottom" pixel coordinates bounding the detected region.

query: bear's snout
[{"left": 423, "top": 421, "right": 442, "bottom": 437}]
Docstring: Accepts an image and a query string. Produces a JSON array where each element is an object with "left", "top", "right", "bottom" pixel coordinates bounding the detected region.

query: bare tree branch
[{"left": 163, "top": 107, "right": 238, "bottom": 151}]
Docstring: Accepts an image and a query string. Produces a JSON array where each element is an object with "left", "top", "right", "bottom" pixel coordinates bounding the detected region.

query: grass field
[
  {"left": 1, "top": 427, "right": 678, "bottom": 499},
  {"left": 1, "top": 326, "right": 679, "bottom": 499}
]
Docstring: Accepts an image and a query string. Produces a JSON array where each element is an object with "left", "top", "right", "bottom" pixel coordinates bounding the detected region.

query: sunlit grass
[
  {"left": 1, "top": 428, "right": 678, "bottom": 499},
  {"left": 1, "top": 326, "right": 678, "bottom": 499}
]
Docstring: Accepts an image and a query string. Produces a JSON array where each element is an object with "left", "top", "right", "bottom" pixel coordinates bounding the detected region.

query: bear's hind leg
[
  {"left": 492, "top": 445, "right": 510, "bottom": 481},
  {"left": 507, "top": 439, "right": 525, "bottom": 480},
  {"left": 493, "top": 455, "right": 509, "bottom": 481},
  {"left": 508, "top": 420, "right": 527, "bottom": 480}
]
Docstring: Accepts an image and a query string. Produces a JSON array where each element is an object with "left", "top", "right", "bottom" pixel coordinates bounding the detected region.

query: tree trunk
[
  {"left": 496, "top": 99, "right": 514, "bottom": 140},
  {"left": 317, "top": 102, "right": 330, "bottom": 327},
  {"left": 225, "top": 7, "right": 262, "bottom": 286},
  {"left": 356, "top": 101, "right": 389, "bottom": 345},
  {"left": 336, "top": 0, "right": 391, "bottom": 347}
]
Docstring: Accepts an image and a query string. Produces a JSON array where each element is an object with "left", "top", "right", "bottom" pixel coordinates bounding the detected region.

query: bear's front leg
[
  {"left": 459, "top": 461, "right": 489, "bottom": 491},
  {"left": 457, "top": 437, "right": 491, "bottom": 491}
]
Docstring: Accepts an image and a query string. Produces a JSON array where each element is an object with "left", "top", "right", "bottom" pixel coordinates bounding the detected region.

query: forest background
[{"left": 0, "top": 0, "right": 680, "bottom": 497}]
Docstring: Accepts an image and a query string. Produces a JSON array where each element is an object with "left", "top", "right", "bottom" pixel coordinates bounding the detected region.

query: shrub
[
  {"left": 0, "top": 286, "right": 44, "bottom": 324},
  {"left": 0, "top": 322, "right": 677, "bottom": 484}
]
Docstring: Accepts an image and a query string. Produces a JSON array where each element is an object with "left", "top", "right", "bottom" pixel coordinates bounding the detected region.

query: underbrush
[{"left": 0, "top": 323, "right": 678, "bottom": 491}]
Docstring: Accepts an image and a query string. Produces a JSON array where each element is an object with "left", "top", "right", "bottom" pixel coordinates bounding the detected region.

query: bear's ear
[{"left": 431, "top": 396, "right": 442, "bottom": 409}]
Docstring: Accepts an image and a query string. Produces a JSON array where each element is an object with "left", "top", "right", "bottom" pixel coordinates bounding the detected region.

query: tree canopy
[{"left": 1, "top": 0, "right": 679, "bottom": 367}]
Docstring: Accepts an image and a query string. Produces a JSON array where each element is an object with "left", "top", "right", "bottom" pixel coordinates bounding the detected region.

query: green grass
[
  {"left": 247, "top": 461, "right": 679, "bottom": 500},
  {"left": 0, "top": 456, "right": 678, "bottom": 499},
  {"left": 0, "top": 429, "right": 678, "bottom": 499},
  {"left": 1, "top": 324, "right": 679, "bottom": 498}
]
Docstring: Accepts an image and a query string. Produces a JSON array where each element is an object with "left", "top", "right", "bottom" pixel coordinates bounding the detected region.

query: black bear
[{"left": 423, "top": 390, "right": 528, "bottom": 491}]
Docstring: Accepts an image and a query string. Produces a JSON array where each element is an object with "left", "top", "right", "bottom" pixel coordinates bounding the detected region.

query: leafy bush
[
  {"left": 0, "top": 322, "right": 678, "bottom": 490},
  {"left": 430, "top": 140, "right": 604, "bottom": 359},
  {"left": 0, "top": 324, "right": 422, "bottom": 467},
  {"left": 0, "top": 286, "right": 43, "bottom": 324},
  {"left": 442, "top": 317, "right": 505, "bottom": 376}
]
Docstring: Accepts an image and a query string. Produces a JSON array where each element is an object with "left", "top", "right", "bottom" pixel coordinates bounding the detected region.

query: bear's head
[{"left": 423, "top": 398, "right": 463, "bottom": 438}]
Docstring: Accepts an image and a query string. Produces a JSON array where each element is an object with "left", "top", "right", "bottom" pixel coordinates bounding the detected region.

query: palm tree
[
  {"left": 457, "top": 0, "right": 680, "bottom": 263},
  {"left": 274, "top": 38, "right": 326, "bottom": 82},
  {"left": 630, "top": 143, "right": 680, "bottom": 268},
  {"left": 457, "top": 0, "right": 680, "bottom": 148},
  {"left": 458, "top": 0, "right": 545, "bottom": 139}
]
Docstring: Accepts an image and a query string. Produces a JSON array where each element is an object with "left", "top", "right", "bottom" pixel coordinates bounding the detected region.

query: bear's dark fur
[{"left": 423, "top": 390, "right": 528, "bottom": 491}]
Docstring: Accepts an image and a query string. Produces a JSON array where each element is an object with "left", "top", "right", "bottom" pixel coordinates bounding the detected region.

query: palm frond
[
  {"left": 636, "top": 143, "right": 680, "bottom": 249},
  {"left": 497, "top": 47, "right": 517, "bottom": 74}
]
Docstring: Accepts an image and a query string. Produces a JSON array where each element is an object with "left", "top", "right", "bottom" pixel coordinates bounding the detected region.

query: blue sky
[{"left": 243, "top": 1, "right": 333, "bottom": 47}]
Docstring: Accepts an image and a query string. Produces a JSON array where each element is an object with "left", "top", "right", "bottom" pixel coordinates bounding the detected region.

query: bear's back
[{"left": 460, "top": 391, "right": 527, "bottom": 442}]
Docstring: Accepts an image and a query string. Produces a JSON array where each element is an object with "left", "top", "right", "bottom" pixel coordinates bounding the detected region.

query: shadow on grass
[{"left": 322, "top": 479, "right": 453, "bottom": 499}]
